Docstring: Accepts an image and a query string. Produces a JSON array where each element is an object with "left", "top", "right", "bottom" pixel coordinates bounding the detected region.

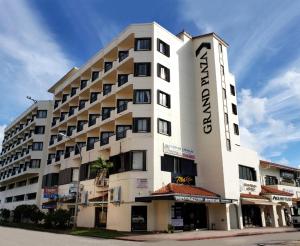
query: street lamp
[
  {"left": 58, "top": 132, "right": 82, "bottom": 229},
  {"left": 26, "top": 96, "right": 37, "bottom": 104}
]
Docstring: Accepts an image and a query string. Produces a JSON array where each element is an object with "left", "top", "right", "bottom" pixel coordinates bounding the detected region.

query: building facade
[
  {"left": 0, "top": 101, "right": 53, "bottom": 210},
  {"left": 1, "top": 22, "right": 299, "bottom": 232}
]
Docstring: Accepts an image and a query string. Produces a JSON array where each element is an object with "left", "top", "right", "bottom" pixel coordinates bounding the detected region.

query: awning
[
  {"left": 260, "top": 185, "right": 293, "bottom": 196},
  {"left": 241, "top": 197, "right": 276, "bottom": 206},
  {"left": 135, "top": 183, "right": 234, "bottom": 204},
  {"left": 89, "top": 192, "right": 108, "bottom": 204},
  {"left": 42, "top": 200, "right": 57, "bottom": 209}
]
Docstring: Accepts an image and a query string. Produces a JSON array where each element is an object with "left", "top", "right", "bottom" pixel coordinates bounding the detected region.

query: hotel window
[
  {"left": 133, "top": 90, "right": 151, "bottom": 104},
  {"left": 133, "top": 118, "right": 151, "bottom": 133},
  {"left": 232, "top": 104, "right": 237, "bottom": 115},
  {"left": 34, "top": 126, "right": 45, "bottom": 134},
  {"left": 91, "top": 71, "right": 100, "bottom": 81},
  {"left": 224, "top": 113, "right": 229, "bottom": 125},
  {"left": 221, "top": 65, "right": 225, "bottom": 75},
  {"left": 132, "top": 151, "right": 146, "bottom": 170},
  {"left": 219, "top": 43, "right": 223, "bottom": 53},
  {"left": 30, "top": 159, "right": 41, "bottom": 168},
  {"left": 36, "top": 110, "right": 47, "bottom": 118},
  {"left": 80, "top": 80, "right": 88, "bottom": 90},
  {"left": 226, "top": 139, "right": 231, "bottom": 151},
  {"left": 157, "top": 90, "right": 170, "bottom": 108},
  {"left": 230, "top": 84, "right": 236, "bottom": 96},
  {"left": 265, "top": 175, "right": 278, "bottom": 185},
  {"left": 157, "top": 39, "right": 170, "bottom": 57},
  {"left": 29, "top": 176, "right": 38, "bottom": 184},
  {"left": 135, "top": 38, "right": 151, "bottom": 51},
  {"left": 104, "top": 62, "right": 113, "bottom": 73},
  {"left": 222, "top": 88, "right": 227, "bottom": 99},
  {"left": 157, "top": 63, "right": 170, "bottom": 82},
  {"left": 134, "top": 63, "right": 151, "bottom": 77},
  {"left": 158, "top": 119, "right": 171, "bottom": 136},
  {"left": 32, "top": 142, "right": 43, "bottom": 151},
  {"left": 239, "top": 165, "right": 257, "bottom": 181},
  {"left": 233, "top": 123, "right": 239, "bottom": 135},
  {"left": 26, "top": 192, "right": 37, "bottom": 200}
]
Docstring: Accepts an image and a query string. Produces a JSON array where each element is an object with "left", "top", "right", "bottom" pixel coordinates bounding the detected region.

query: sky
[{"left": 0, "top": 0, "right": 300, "bottom": 167}]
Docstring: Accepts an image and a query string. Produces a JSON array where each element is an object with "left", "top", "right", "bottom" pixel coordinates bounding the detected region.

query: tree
[
  {"left": 91, "top": 157, "right": 113, "bottom": 177},
  {"left": 0, "top": 209, "right": 10, "bottom": 222},
  {"left": 52, "top": 209, "right": 72, "bottom": 228},
  {"left": 13, "top": 205, "right": 43, "bottom": 223}
]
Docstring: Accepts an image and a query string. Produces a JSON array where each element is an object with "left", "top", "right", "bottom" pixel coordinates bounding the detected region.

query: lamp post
[{"left": 58, "top": 132, "right": 82, "bottom": 229}]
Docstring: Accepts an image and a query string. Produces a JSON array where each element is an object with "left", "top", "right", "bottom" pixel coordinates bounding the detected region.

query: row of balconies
[
  {"left": 0, "top": 131, "right": 34, "bottom": 158},
  {"left": 47, "top": 129, "right": 143, "bottom": 166},
  {"left": 0, "top": 149, "right": 33, "bottom": 168},
  {"left": 0, "top": 162, "right": 40, "bottom": 182},
  {"left": 4, "top": 193, "right": 37, "bottom": 204},
  {"left": 51, "top": 73, "right": 133, "bottom": 130},
  {"left": 49, "top": 101, "right": 133, "bottom": 149},
  {"left": 53, "top": 49, "right": 133, "bottom": 113},
  {"left": 2, "top": 114, "right": 37, "bottom": 145}
]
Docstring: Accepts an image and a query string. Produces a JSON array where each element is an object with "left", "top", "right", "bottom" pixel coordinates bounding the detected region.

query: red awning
[
  {"left": 240, "top": 193, "right": 268, "bottom": 200},
  {"left": 152, "top": 183, "right": 218, "bottom": 197},
  {"left": 260, "top": 185, "right": 293, "bottom": 196}
]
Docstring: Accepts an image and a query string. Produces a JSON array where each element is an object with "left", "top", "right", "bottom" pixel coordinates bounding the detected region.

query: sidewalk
[{"left": 117, "top": 227, "right": 300, "bottom": 242}]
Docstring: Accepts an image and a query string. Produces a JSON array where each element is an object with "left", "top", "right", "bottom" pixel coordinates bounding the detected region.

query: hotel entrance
[{"left": 171, "top": 203, "right": 207, "bottom": 230}]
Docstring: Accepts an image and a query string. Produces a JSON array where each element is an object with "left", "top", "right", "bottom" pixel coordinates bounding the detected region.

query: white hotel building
[
  {"left": 0, "top": 101, "right": 53, "bottom": 210},
  {"left": 1, "top": 22, "right": 300, "bottom": 231}
]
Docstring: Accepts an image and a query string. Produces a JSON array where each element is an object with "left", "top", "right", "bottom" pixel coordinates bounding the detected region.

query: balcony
[
  {"left": 116, "top": 130, "right": 127, "bottom": 140},
  {"left": 118, "top": 74, "right": 128, "bottom": 87},
  {"left": 104, "top": 62, "right": 113, "bottom": 73},
  {"left": 71, "top": 88, "right": 77, "bottom": 97},
  {"left": 80, "top": 80, "right": 88, "bottom": 90},
  {"left": 117, "top": 102, "right": 128, "bottom": 113},
  {"left": 88, "top": 117, "right": 97, "bottom": 127},
  {"left": 64, "top": 152, "right": 71, "bottom": 159},
  {"left": 103, "top": 85, "right": 112, "bottom": 96},
  {"left": 55, "top": 155, "right": 61, "bottom": 162},
  {"left": 54, "top": 100, "right": 60, "bottom": 109},
  {"left": 78, "top": 101, "right": 86, "bottom": 111},
  {"left": 90, "top": 93, "right": 99, "bottom": 104},
  {"left": 118, "top": 51, "right": 129, "bottom": 63},
  {"left": 47, "top": 159, "right": 52, "bottom": 165}
]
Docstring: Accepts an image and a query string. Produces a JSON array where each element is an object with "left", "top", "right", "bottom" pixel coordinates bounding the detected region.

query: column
[
  {"left": 271, "top": 205, "right": 279, "bottom": 227},
  {"left": 280, "top": 206, "right": 286, "bottom": 227},
  {"left": 237, "top": 203, "right": 244, "bottom": 229},
  {"left": 225, "top": 204, "right": 231, "bottom": 231},
  {"left": 260, "top": 206, "right": 266, "bottom": 227}
]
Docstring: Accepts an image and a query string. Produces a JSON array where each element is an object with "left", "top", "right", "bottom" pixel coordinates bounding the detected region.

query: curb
[{"left": 116, "top": 229, "right": 300, "bottom": 242}]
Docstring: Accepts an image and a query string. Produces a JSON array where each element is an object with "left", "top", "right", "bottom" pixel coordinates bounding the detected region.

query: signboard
[
  {"left": 163, "top": 143, "right": 195, "bottom": 160},
  {"left": 43, "top": 187, "right": 58, "bottom": 199},
  {"left": 171, "top": 218, "right": 183, "bottom": 227},
  {"left": 239, "top": 180, "right": 259, "bottom": 194},
  {"left": 271, "top": 195, "right": 292, "bottom": 203},
  {"left": 42, "top": 203, "right": 57, "bottom": 209},
  {"left": 136, "top": 179, "right": 148, "bottom": 188},
  {"left": 174, "top": 195, "right": 232, "bottom": 204},
  {"left": 172, "top": 175, "right": 195, "bottom": 185}
]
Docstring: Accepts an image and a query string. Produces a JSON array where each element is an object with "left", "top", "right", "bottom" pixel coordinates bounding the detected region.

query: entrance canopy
[{"left": 135, "top": 183, "right": 234, "bottom": 204}]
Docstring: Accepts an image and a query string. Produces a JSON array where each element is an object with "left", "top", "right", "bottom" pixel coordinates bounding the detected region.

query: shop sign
[
  {"left": 239, "top": 181, "right": 258, "bottom": 193},
  {"left": 43, "top": 187, "right": 58, "bottom": 199},
  {"left": 171, "top": 218, "right": 183, "bottom": 227},
  {"left": 136, "top": 178, "right": 148, "bottom": 188},
  {"left": 174, "top": 195, "right": 232, "bottom": 204},
  {"left": 172, "top": 175, "right": 195, "bottom": 185},
  {"left": 271, "top": 195, "right": 292, "bottom": 203},
  {"left": 163, "top": 143, "right": 195, "bottom": 160},
  {"left": 42, "top": 203, "right": 57, "bottom": 209}
]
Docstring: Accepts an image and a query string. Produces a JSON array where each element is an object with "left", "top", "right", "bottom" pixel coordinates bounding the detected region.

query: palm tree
[{"left": 91, "top": 157, "right": 113, "bottom": 179}]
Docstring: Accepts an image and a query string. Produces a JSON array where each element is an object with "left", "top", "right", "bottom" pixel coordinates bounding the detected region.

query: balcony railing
[
  {"left": 117, "top": 103, "right": 128, "bottom": 113},
  {"left": 119, "top": 51, "right": 129, "bottom": 62},
  {"left": 116, "top": 130, "right": 127, "bottom": 140}
]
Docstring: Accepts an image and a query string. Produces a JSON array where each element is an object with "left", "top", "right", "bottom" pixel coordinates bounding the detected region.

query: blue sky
[{"left": 0, "top": 0, "right": 300, "bottom": 167}]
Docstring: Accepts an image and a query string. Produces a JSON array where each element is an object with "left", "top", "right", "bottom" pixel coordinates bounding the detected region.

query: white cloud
[
  {"left": 0, "top": 0, "right": 72, "bottom": 123},
  {"left": 178, "top": 0, "right": 300, "bottom": 81},
  {"left": 238, "top": 65, "right": 300, "bottom": 161}
]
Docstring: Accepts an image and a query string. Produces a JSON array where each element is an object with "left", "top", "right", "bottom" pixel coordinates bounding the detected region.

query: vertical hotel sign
[{"left": 195, "top": 42, "right": 212, "bottom": 134}]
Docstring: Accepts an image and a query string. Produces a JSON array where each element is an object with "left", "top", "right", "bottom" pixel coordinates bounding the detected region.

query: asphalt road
[{"left": 0, "top": 226, "right": 300, "bottom": 246}]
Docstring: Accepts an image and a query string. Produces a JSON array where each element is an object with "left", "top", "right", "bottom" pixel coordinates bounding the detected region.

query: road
[{"left": 0, "top": 226, "right": 300, "bottom": 246}]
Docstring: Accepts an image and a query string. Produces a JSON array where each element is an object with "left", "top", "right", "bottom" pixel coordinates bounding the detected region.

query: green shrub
[
  {"left": 0, "top": 208, "right": 10, "bottom": 222},
  {"left": 13, "top": 205, "right": 44, "bottom": 223},
  {"left": 52, "top": 209, "right": 72, "bottom": 228}
]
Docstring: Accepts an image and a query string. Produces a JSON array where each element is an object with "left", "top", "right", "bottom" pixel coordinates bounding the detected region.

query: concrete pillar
[
  {"left": 280, "top": 206, "right": 286, "bottom": 227},
  {"left": 271, "top": 205, "right": 279, "bottom": 227},
  {"left": 225, "top": 204, "right": 231, "bottom": 231},
  {"left": 237, "top": 203, "right": 244, "bottom": 229},
  {"left": 260, "top": 206, "right": 266, "bottom": 227}
]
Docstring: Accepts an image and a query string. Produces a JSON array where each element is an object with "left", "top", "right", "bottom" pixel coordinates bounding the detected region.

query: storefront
[{"left": 136, "top": 183, "right": 234, "bottom": 231}]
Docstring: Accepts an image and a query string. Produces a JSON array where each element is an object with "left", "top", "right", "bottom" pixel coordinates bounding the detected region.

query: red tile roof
[
  {"left": 152, "top": 183, "right": 219, "bottom": 197},
  {"left": 240, "top": 193, "right": 267, "bottom": 200},
  {"left": 260, "top": 160, "right": 300, "bottom": 172},
  {"left": 260, "top": 185, "right": 293, "bottom": 196}
]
